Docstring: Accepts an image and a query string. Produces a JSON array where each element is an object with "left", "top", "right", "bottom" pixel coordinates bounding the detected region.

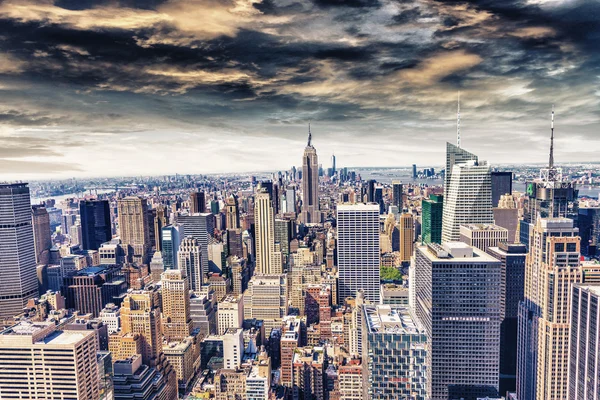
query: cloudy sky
[{"left": 0, "top": 0, "right": 599, "bottom": 179}]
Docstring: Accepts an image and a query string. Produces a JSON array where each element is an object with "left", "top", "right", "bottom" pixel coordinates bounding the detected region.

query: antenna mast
[{"left": 457, "top": 92, "right": 461, "bottom": 148}]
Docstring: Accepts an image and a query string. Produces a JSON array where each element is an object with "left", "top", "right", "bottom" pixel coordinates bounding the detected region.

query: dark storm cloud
[
  {"left": 312, "top": 0, "right": 381, "bottom": 8},
  {"left": 0, "top": 0, "right": 598, "bottom": 177}
]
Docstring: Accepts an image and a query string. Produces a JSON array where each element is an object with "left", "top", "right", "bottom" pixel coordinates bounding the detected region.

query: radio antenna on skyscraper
[
  {"left": 549, "top": 105, "right": 555, "bottom": 169},
  {"left": 457, "top": 91, "right": 461, "bottom": 148},
  {"left": 308, "top": 122, "right": 312, "bottom": 147}
]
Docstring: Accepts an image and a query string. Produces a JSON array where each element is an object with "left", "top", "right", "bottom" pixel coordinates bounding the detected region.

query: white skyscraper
[
  {"left": 0, "top": 183, "right": 38, "bottom": 319},
  {"left": 337, "top": 203, "right": 380, "bottom": 303},
  {"left": 441, "top": 160, "right": 493, "bottom": 243}
]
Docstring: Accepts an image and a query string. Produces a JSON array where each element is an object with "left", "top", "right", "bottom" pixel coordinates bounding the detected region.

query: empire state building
[{"left": 301, "top": 125, "right": 320, "bottom": 224}]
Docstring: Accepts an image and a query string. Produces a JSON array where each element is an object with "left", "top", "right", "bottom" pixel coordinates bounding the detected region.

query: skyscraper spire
[
  {"left": 308, "top": 122, "right": 312, "bottom": 147},
  {"left": 549, "top": 105, "right": 555, "bottom": 169},
  {"left": 457, "top": 91, "right": 461, "bottom": 148}
]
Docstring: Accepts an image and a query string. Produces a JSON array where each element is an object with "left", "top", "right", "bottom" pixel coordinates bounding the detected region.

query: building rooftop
[
  {"left": 421, "top": 242, "right": 499, "bottom": 262},
  {"left": 460, "top": 223, "right": 507, "bottom": 231},
  {"left": 0, "top": 321, "right": 92, "bottom": 346},
  {"left": 363, "top": 305, "right": 424, "bottom": 335},
  {"left": 337, "top": 203, "right": 380, "bottom": 211},
  {"left": 576, "top": 285, "right": 600, "bottom": 296}
]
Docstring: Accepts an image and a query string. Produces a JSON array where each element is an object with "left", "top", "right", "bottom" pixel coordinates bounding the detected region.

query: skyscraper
[
  {"left": 414, "top": 242, "right": 501, "bottom": 400},
  {"left": 331, "top": 153, "right": 336, "bottom": 176},
  {"left": 392, "top": 180, "right": 403, "bottom": 209},
  {"left": 120, "top": 288, "right": 163, "bottom": 366},
  {"left": 516, "top": 218, "right": 582, "bottom": 400},
  {"left": 31, "top": 205, "right": 52, "bottom": 264},
  {"left": 0, "top": 322, "right": 100, "bottom": 400},
  {"left": 363, "top": 305, "right": 428, "bottom": 399},
  {"left": 153, "top": 204, "right": 168, "bottom": 252},
  {"left": 161, "top": 269, "right": 193, "bottom": 341},
  {"left": 337, "top": 204, "right": 380, "bottom": 303},
  {"left": 80, "top": 199, "right": 111, "bottom": 251},
  {"left": 491, "top": 171, "right": 513, "bottom": 207},
  {"left": 487, "top": 242, "right": 527, "bottom": 394},
  {"left": 421, "top": 194, "right": 443, "bottom": 244},
  {"left": 178, "top": 236, "right": 203, "bottom": 291},
  {"left": 459, "top": 223, "right": 508, "bottom": 253},
  {"left": 520, "top": 108, "right": 578, "bottom": 248},
  {"left": 254, "top": 189, "right": 281, "bottom": 275},
  {"left": 412, "top": 164, "right": 417, "bottom": 179},
  {"left": 189, "top": 191, "right": 205, "bottom": 214},
  {"left": 494, "top": 194, "right": 519, "bottom": 243},
  {"left": 0, "top": 183, "right": 38, "bottom": 319},
  {"left": 568, "top": 284, "right": 600, "bottom": 400},
  {"left": 225, "top": 194, "right": 240, "bottom": 230},
  {"left": 118, "top": 196, "right": 151, "bottom": 263},
  {"left": 162, "top": 224, "right": 183, "bottom": 271},
  {"left": 444, "top": 142, "right": 478, "bottom": 199},
  {"left": 285, "top": 186, "right": 297, "bottom": 214},
  {"left": 441, "top": 159, "right": 493, "bottom": 243},
  {"left": 301, "top": 125, "right": 320, "bottom": 224},
  {"left": 398, "top": 213, "right": 414, "bottom": 264},
  {"left": 366, "top": 179, "right": 375, "bottom": 203},
  {"left": 176, "top": 213, "right": 214, "bottom": 275}
]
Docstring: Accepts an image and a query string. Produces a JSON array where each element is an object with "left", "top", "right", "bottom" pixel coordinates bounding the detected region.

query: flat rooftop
[
  {"left": 363, "top": 305, "right": 424, "bottom": 335},
  {"left": 0, "top": 321, "right": 91, "bottom": 346},
  {"left": 576, "top": 285, "right": 600, "bottom": 297}
]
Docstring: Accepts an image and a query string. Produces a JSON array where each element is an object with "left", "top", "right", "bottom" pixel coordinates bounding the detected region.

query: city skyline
[{"left": 0, "top": 0, "right": 599, "bottom": 180}]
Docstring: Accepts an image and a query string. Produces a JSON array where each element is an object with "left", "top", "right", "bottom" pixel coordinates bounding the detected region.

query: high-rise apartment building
[
  {"left": 0, "top": 183, "right": 38, "bottom": 319},
  {"left": 459, "top": 223, "right": 508, "bottom": 252},
  {"left": 338, "top": 361, "right": 364, "bottom": 400},
  {"left": 254, "top": 189, "right": 282, "bottom": 275},
  {"left": 568, "top": 284, "right": 600, "bottom": 400},
  {"left": 31, "top": 205, "right": 52, "bottom": 264},
  {"left": 178, "top": 236, "right": 203, "bottom": 291},
  {"left": 487, "top": 242, "right": 527, "bottom": 394},
  {"left": 363, "top": 305, "right": 427, "bottom": 399},
  {"left": 161, "top": 270, "right": 193, "bottom": 341},
  {"left": 118, "top": 196, "right": 151, "bottom": 263},
  {"left": 189, "top": 191, "right": 205, "bottom": 214},
  {"left": 280, "top": 317, "right": 301, "bottom": 387},
  {"left": 441, "top": 160, "right": 493, "bottom": 243},
  {"left": 337, "top": 204, "right": 380, "bottom": 303},
  {"left": 301, "top": 127, "right": 320, "bottom": 224},
  {"left": 398, "top": 212, "right": 414, "bottom": 264},
  {"left": 421, "top": 194, "right": 443, "bottom": 245},
  {"left": 517, "top": 218, "right": 582, "bottom": 400},
  {"left": 414, "top": 242, "right": 501, "bottom": 400},
  {"left": 80, "top": 199, "right": 111, "bottom": 251}
]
